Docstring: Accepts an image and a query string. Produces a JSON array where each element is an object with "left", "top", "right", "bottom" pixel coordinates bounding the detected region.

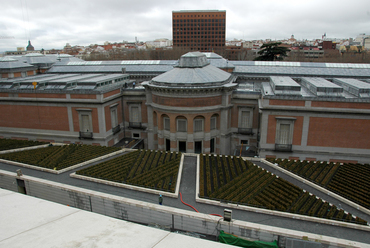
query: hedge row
[
  {"left": 0, "top": 138, "right": 48, "bottom": 151},
  {"left": 0, "top": 144, "right": 120, "bottom": 170},
  {"left": 76, "top": 150, "right": 181, "bottom": 193},
  {"left": 267, "top": 158, "right": 370, "bottom": 209},
  {"left": 200, "top": 155, "right": 368, "bottom": 225}
]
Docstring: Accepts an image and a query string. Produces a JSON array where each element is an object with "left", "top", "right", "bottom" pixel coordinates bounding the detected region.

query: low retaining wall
[{"left": 0, "top": 169, "right": 368, "bottom": 248}]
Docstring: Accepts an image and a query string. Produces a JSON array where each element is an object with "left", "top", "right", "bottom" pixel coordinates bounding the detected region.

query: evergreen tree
[{"left": 254, "top": 42, "right": 290, "bottom": 61}]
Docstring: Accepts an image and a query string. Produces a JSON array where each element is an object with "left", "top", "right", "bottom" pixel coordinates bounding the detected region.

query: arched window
[
  {"left": 163, "top": 115, "right": 170, "bottom": 131},
  {"left": 210, "top": 114, "right": 218, "bottom": 130},
  {"left": 176, "top": 116, "right": 187, "bottom": 132},
  {"left": 194, "top": 116, "right": 204, "bottom": 132}
]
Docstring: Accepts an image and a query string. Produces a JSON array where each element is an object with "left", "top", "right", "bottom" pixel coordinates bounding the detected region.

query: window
[
  {"left": 111, "top": 108, "right": 118, "bottom": 128},
  {"left": 77, "top": 109, "right": 93, "bottom": 139},
  {"left": 240, "top": 111, "right": 250, "bottom": 128},
  {"left": 278, "top": 124, "right": 290, "bottom": 144},
  {"left": 275, "top": 117, "right": 296, "bottom": 151},
  {"left": 164, "top": 117, "right": 170, "bottom": 131},
  {"left": 77, "top": 109, "right": 92, "bottom": 132},
  {"left": 238, "top": 108, "right": 253, "bottom": 135},
  {"left": 177, "top": 118, "right": 187, "bottom": 132},
  {"left": 81, "top": 115, "right": 90, "bottom": 132},
  {"left": 129, "top": 105, "right": 140, "bottom": 123},
  {"left": 239, "top": 108, "right": 253, "bottom": 128},
  {"left": 194, "top": 119, "right": 203, "bottom": 132},
  {"left": 128, "top": 103, "right": 142, "bottom": 129},
  {"left": 210, "top": 116, "right": 217, "bottom": 130}
]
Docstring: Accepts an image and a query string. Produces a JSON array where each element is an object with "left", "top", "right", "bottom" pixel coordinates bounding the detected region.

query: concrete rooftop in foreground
[{"left": 0, "top": 188, "right": 231, "bottom": 248}]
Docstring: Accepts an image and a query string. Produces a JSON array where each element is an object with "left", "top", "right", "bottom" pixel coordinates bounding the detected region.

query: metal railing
[
  {"left": 275, "top": 144, "right": 292, "bottom": 152},
  {"left": 129, "top": 122, "right": 144, "bottom": 129},
  {"left": 112, "top": 124, "right": 121, "bottom": 134},
  {"left": 238, "top": 128, "right": 253, "bottom": 135},
  {"left": 79, "top": 131, "right": 93, "bottom": 139}
]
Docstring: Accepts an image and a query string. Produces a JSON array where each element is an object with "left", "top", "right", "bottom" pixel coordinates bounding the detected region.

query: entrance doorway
[
  {"left": 166, "top": 139, "right": 171, "bottom": 151},
  {"left": 179, "top": 141, "right": 186, "bottom": 153},
  {"left": 194, "top": 141, "right": 202, "bottom": 154},
  {"left": 210, "top": 138, "right": 215, "bottom": 153}
]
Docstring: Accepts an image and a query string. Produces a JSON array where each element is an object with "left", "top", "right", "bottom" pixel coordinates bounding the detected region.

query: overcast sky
[{"left": 1, "top": 0, "right": 369, "bottom": 52}]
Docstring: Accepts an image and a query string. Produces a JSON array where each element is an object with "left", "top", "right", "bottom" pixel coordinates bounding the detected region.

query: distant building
[
  {"left": 172, "top": 10, "right": 226, "bottom": 52},
  {"left": 146, "top": 39, "right": 172, "bottom": 49},
  {"left": 26, "top": 40, "right": 34, "bottom": 51}
]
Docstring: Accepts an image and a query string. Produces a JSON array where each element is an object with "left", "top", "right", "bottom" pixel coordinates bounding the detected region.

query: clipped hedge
[
  {"left": 0, "top": 138, "right": 48, "bottom": 151},
  {"left": 76, "top": 149, "right": 181, "bottom": 193},
  {"left": 0, "top": 144, "right": 120, "bottom": 170},
  {"left": 267, "top": 158, "right": 370, "bottom": 210},
  {"left": 200, "top": 154, "right": 368, "bottom": 225}
]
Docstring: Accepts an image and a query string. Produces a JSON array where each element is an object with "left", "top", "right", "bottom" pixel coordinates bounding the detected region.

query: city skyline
[{"left": 1, "top": 0, "right": 370, "bottom": 52}]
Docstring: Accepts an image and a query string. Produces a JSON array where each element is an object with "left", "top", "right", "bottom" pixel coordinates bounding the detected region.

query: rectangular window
[
  {"left": 278, "top": 124, "right": 291, "bottom": 144},
  {"left": 164, "top": 117, "right": 170, "bottom": 131},
  {"left": 194, "top": 119, "right": 203, "bottom": 132},
  {"left": 81, "top": 115, "right": 90, "bottom": 132},
  {"left": 130, "top": 106, "right": 140, "bottom": 123},
  {"left": 275, "top": 117, "right": 295, "bottom": 152},
  {"left": 241, "top": 111, "right": 250, "bottom": 128},
  {"left": 111, "top": 109, "right": 118, "bottom": 128},
  {"left": 177, "top": 119, "right": 187, "bottom": 132}
]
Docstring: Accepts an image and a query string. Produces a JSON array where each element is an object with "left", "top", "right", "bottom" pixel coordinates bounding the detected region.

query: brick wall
[
  {"left": 311, "top": 101, "right": 370, "bottom": 109},
  {"left": 307, "top": 117, "right": 370, "bottom": 149},
  {"left": 269, "top": 99, "right": 305, "bottom": 106},
  {"left": 18, "top": 93, "right": 66, "bottom": 98},
  {"left": 0, "top": 105, "right": 69, "bottom": 131},
  {"left": 152, "top": 95, "right": 222, "bottom": 107}
]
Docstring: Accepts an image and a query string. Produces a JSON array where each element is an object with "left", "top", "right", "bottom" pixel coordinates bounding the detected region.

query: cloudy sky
[{"left": 1, "top": 0, "right": 369, "bottom": 52}]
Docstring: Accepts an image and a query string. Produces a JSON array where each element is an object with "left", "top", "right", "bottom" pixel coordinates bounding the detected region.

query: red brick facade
[
  {"left": 152, "top": 95, "right": 222, "bottom": 107},
  {"left": 307, "top": 117, "right": 370, "bottom": 149},
  {"left": 0, "top": 105, "right": 69, "bottom": 131}
]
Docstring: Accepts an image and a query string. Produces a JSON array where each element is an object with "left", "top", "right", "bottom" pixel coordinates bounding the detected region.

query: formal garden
[
  {"left": 199, "top": 154, "right": 368, "bottom": 225},
  {"left": 0, "top": 138, "right": 47, "bottom": 151},
  {"left": 266, "top": 158, "right": 370, "bottom": 210},
  {"left": 76, "top": 149, "right": 181, "bottom": 193},
  {"left": 0, "top": 144, "right": 120, "bottom": 170}
]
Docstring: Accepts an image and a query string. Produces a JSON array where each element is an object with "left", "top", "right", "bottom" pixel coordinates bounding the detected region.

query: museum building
[{"left": 1, "top": 52, "right": 370, "bottom": 163}]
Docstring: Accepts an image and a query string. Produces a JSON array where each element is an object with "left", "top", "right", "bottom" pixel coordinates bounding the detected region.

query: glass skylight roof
[
  {"left": 300, "top": 77, "right": 343, "bottom": 97},
  {"left": 255, "top": 61, "right": 301, "bottom": 67},
  {"left": 67, "top": 61, "right": 103, "bottom": 65},
  {"left": 120, "top": 60, "right": 161, "bottom": 65}
]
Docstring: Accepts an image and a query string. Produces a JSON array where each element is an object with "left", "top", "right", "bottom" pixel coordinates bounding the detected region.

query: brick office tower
[{"left": 172, "top": 10, "right": 226, "bottom": 52}]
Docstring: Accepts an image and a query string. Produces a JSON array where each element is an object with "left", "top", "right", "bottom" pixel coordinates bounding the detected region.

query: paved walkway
[{"left": 0, "top": 155, "right": 369, "bottom": 244}]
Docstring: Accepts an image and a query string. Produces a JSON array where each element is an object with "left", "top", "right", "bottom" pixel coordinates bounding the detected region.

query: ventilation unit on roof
[{"left": 223, "top": 209, "right": 232, "bottom": 222}]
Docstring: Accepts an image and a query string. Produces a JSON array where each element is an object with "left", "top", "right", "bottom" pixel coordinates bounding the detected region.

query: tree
[{"left": 254, "top": 42, "right": 290, "bottom": 61}]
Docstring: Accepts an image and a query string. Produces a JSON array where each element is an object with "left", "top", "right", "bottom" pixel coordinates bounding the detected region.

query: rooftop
[
  {"left": 150, "top": 52, "right": 233, "bottom": 86},
  {"left": 172, "top": 10, "right": 226, "bottom": 13},
  {"left": 0, "top": 188, "right": 231, "bottom": 248}
]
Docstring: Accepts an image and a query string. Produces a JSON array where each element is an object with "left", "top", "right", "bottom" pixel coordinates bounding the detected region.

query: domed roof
[
  {"left": 151, "top": 52, "right": 232, "bottom": 86},
  {"left": 177, "top": 51, "right": 209, "bottom": 68}
]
